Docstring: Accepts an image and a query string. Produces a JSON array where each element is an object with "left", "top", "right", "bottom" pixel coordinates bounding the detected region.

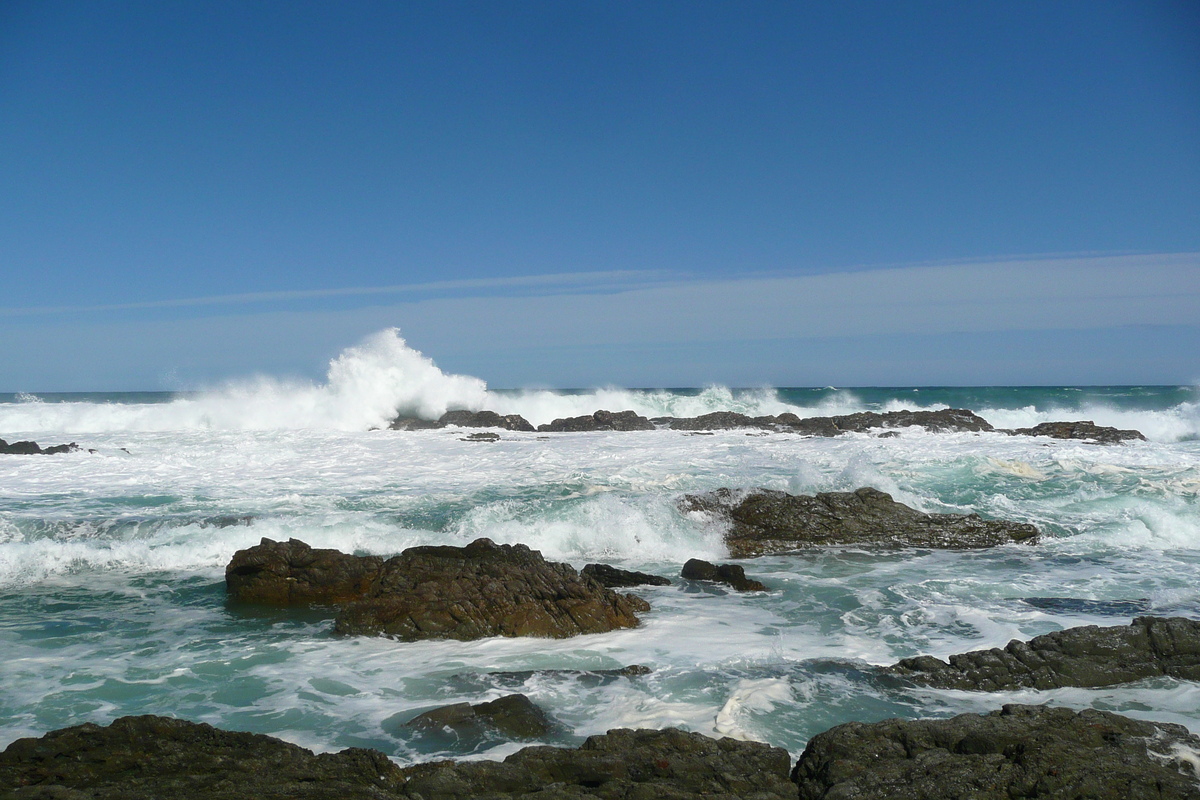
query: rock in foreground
[
  {"left": 681, "top": 487, "right": 1039, "bottom": 557},
  {"left": 226, "top": 538, "right": 385, "bottom": 606},
  {"left": 793, "top": 703, "right": 1200, "bottom": 800},
  {"left": 0, "top": 716, "right": 796, "bottom": 800},
  {"left": 581, "top": 563, "right": 672, "bottom": 588},
  {"left": 400, "top": 694, "right": 556, "bottom": 747},
  {"left": 0, "top": 438, "right": 81, "bottom": 455},
  {"left": 887, "top": 615, "right": 1200, "bottom": 690},
  {"left": 1003, "top": 420, "right": 1147, "bottom": 444},
  {"left": 680, "top": 558, "right": 767, "bottom": 591}
]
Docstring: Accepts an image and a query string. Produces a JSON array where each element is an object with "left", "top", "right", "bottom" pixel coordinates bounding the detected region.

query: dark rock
[
  {"left": 794, "top": 703, "right": 1200, "bottom": 800},
  {"left": 658, "top": 408, "right": 994, "bottom": 436},
  {"left": 536, "top": 410, "right": 655, "bottom": 432},
  {"left": 225, "top": 538, "right": 385, "bottom": 606},
  {"left": 887, "top": 616, "right": 1200, "bottom": 691},
  {"left": 461, "top": 432, "right": 500, "bottom": 442},
  {"left": 387, "top": 416, "right": 441, "bottom": 431},
  {"left": 1021, "top": 596, "right": 1153, "bottom": 616},
  {"left": 402, "top": 694, "right": 556, "bottom": 744},
  {"left": 332, "top": 538, "right": 649, "bottom": 640},
  {"left": 0, "top": 714, "right": 406, "bottom": 799},
  {"left": 680, "top": 558, "right": 768, "bottom": 592},
  {"left": 680, "top": 486, "right": 1039, "bottom": 557},
  {"left": 1004, "top": 420, "right": 1146, "bottom": 444},
  {"left": 438, "top": 410, "right": 536, "bottom": 432},
  {"left": 0, "top": 439, "right": 81, "bottom": 455},
  {"left": 462, "top": 665, "right": 652, "bottom": 691},
  {"left": 0, "top": 717, "right": 796, "bottom": 800},
  {"left": 581, "top": 563, "right": 672, "bottom": 588},
  {"left": 667, "top": 412, "right": 773, "bottom": 430},
  {"left": 399, "top": 726, "right": 796, "bottom": 799}
]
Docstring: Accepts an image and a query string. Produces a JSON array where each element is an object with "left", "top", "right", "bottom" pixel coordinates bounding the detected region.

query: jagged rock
[
  {"left": 438, "top": 410, "right": 535, "bottom": 432},
  {"left": 887, "top": 616, "right": 1200, "bottom": 691},
  {"left": 0, "top": 438, "right": 81, "bottom": 455},
  {"left": 387, "top": 416, "right": 441, "bottom": 431},
  {"left": 581, "top": 563, "right": 672, "bottom": 588},
  {"left": 1003, "top": 420, "right": 1146, "bottom": 443},
  {"left": 657, "top": 408, "right": 994, "bottom": 435},
  {"left": 666, "top": 412, "right": 776, "bottom": 431},
  {"left": 680, "top": 558, "right": 767, "bottom": 591},
  {"left": 399, "top": 726, "right": 796, "bottom": 799},
  {"left": 793, "top": 704, "right": 1200, "bottom": 800},
  {"left": 0, "top": 717, "right": 796, "bottom": 799},
  {"left": 681, "top": 487, "right": 1039, "bottom": 557},
  {"left": 0, "top": 714, "right": 406, "bottom": 799},
  {"left": 461, "top": 432, "right": 500, "bottom": 442},
  {"left": 332, "top": 538, "right": 649, "bottom": 641},
  {"left": 824, "top": 408, "right": 994, "bottom": 433},
  {"left": 226, "top": 538, "right": 385, "bottom": 606},
  {"left": 536, "top": 410, "right": 655, "bottom": 432},
  {"left": 401, "top": 694, "right": 556, "bottom": 744}
]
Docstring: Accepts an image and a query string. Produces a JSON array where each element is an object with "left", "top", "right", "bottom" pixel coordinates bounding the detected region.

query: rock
[
  {"left": 469, "top": 665, "right": 652, "bottom": 690},
  {"left": 0, "top": 717, "right": 796, "bottom": 800},
  {"left": 536, "top": 410, "right": 655, "bottom": 432},
  {"left": 225, "top": 538, "right": 385, "bottom": 606},
  {"left": 332, "top": 538, "right": 649, "bottom": 640},
  {"left": 1021, "top": 596, "right": 1152, "bottom": 616},
  {"left": 680, "top": 486, "right": 1039, "bottom": 557},
  {"left": 0, "top": 714, "right": 406, "bottom": 799},
  {"left": 680, "top": 558, "right": 767, "bottom": 591},
  {"left": 387, "top": 416, "right": 441, "bottom": 431},
  {"left": 401, "top": 694, "right": 556, "bottom": 745},
  {"left": 581, "top": 563, "right": 671, "bottom": 588},
  {"left": 1003, "top": 420, "right": 1146, "bottom": 443},
  {"left": 461, "top": 432, "right": 500, "bottom": 442},
  {"left": 793, "top": 704, "right": 1200, "bottom": 800},
  {"left": 399, "top": 726, "right": 796, "bottom": 799},
  {"left": 438, "top": 410, "right": 536, "bottom": 432},
  {"left": 887, "top": 615, "right": 1200, "bottom": 691},
  {"left": 828, "top": 408, "right": 994, "bottom": 434},
  {"left": 667, "top": 412, "right": 775, "bottom": 431},
  {"left": 0, "top": 439, "right": 81, "bottom": 455}
]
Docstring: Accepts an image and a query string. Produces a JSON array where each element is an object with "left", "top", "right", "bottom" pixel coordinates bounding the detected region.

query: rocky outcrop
[
  {"left": 331, "top": 538, "right": 648, "bottom": 640},
  {"left": 581, "top": 563, "right": 671, "bottom": 588},
  {"left": 460, "top": 431, "right": 500, "bottom": 442},
  {"left": 887, "top": 616, "right": 1200, "bottom": 691},
  {"left": 665, "top": 412, "right": 777, "bottom": 431},
  {"left": 0, "top": 438, "right": 81, "bottom": 455},
  {"left": 400, "top": 694, "right": 556, "bottom": 744},
  {"left": 680, "top": 487, "right": 1039, "bottom": 557},
  {"left": 657, "top": 408, "right": 994, "bottom": 435},
  {"left": 680, "top": 558, "right": 767, "bottom": 592},
  {"left": 537, "top": 410, "right": 655, "bottom": 432},
  {"left": 0, "top": 714, "right": 407, "bottom": 799},
  {"left": 226, "top": 538, "right": 649, "bottom": 641},
  {"left": 0, "top": 717, "right": 796, "bottom": 799},
  {"left": 226, "top": 538, "right": 385, "bottom": 606},
  {"left": 1003, "top": 420, "right": 1147, "bottom": 443},
  {"left": 438, "top": 410, "right": 536, "bottom": 432},
  {"left": 794, "top": 703, "right": 1200, "bottom": 800}
]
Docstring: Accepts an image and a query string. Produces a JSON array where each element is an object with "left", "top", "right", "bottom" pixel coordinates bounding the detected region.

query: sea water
[{"left": 1, "top": 329, "right": 1198, "bottom": 763}]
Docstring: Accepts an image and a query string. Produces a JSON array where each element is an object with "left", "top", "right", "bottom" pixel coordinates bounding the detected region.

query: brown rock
[{"left": 225, "top": 538, "right": 385, "bottom": 606}]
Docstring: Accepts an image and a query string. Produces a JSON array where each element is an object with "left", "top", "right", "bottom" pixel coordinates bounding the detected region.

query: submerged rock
[
  {"left": 537, "top": 410, "right": 655, "bottom": 432},
  {"left": 460, "top": 431, "right": 500, "bottom": 442},
  {"left": 0, "top": 717, "right": 796, "bottom": 799},
  {"left": 332, "top": 538, "right": 648, "bottom": 641},
  {"left": 793, "top": 703, "right": 1200, "bottom": 800},
  {"left": 401, "top": 694, "right": 557, "bottom": 745},
  {"left": 581, "top": 563, "right": 671, "bottom": 588},
  {"left": 887, "top": 615, "right": 1200, "bottom": 691},
  {"left": 680, "top": 486, "right": 1039, "bottom": 557},
  {"left": 226, "top": 538, "right": 385, "bottom": 606},
  {"left": 1021, "top": 596, "right": 1153, "bottom": 616},
  {"left": 1003, "top": 420, "right": 1146, "bottom": 443},
  {"left": 680, "top": 558, "right": 767, "bottom": 592},
  {"left": 0, "top": 438, "right": 81, "bottom": 455}
]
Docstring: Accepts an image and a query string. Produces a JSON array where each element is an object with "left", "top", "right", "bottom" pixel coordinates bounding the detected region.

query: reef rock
[
  {"left": 581, "top": 563, "right": 672, "bottom": 588},
  {"left": 681, "top": 487, "right": 1039, "bottom": 557},
  {"left": 332, "top": 538, "right": 648, "bottom": 641},
  {"left": 537, "top": 410, "right": 655, "bottom": 432},
  {"left": 1004, "top": 420, "right": 1146, "bottom": 444},
  {"left": 401, "top": 694, "right": 556, "bottom": 744},
  {"left": 680, "top": 558, "right": 767, "bottom": 592},
  {"left": 437, "top": 410, "right": 536, "bottom": 432},
  {"left": 226, "top": 538, "right": 385, "bottom": 606},
  {"left": 0, "top": 438, "right": 81, "bottom": 455},
  {"left": 793, "top": 704, "right": 1200, "bottom": 800},
  {"left": 887, "top": 615, "right": 1200, "bottom": 691}
]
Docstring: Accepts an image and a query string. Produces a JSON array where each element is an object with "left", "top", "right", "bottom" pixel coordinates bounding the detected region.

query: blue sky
[{"left": 2, "top": 1, "right": 1198, "bottom": 389}]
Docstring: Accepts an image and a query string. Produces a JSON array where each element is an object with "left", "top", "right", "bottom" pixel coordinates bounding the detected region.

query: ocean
[{"left": 2, "top": 329, "right": 1199, "bottom": 764}]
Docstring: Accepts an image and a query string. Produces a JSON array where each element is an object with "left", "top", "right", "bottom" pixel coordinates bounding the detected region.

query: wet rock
[
  {"left": 581, "top": 563, "right": 672, "bottom": 588},
  {"left": 666, "top": 412, "right": 775, "bottom": 431},
  {"left": 887, "top": 615, "right": 1200, "bottom": 691},
  {"left": 0, "top": 438, "right": 81, "bottom": 455},
  {"left": 680, "top": 558, "right": 767, "bottom": 592},
  {"left": 399, "top": 726, "right": 796, "bottom": 799},
  {"left": 0, "top": 714, "right": 407, "bottom": 799},
  {"left": 226, "top": 538, "right": 385, "bottom": 606},
  {"left": 460, "top": 432, "right": 500, "bottom": 442},
  {"left": 1003, "top": 420, "right": 1146, "bottom": 443},
  {"left": 0, "top": 717, "right": 796, "bottom": 800},
  {"left": 332, "top": 538, "right": 649, "bottom": 641},
  {"left": 1021, "top": 596, "right": 1152, "bottom": 616},
  {"left": 387, "top": 416, "right": 441, "bottom": 431},
  {"left": 454, "top": 666, "right": 652, "bottom": 692},
  {"left": 401, "top": 694, "right": 556, "bottom": 745},
  {"left": 681, "top": 487, "right": 1039, "bottom": 557},
  {"left": 438, "top": 410, "right": 536, "bottom": 432},
  {"left": 536, "top": 410, "right": 655, "bottom": 432},
  {"left": 828, "top": 408, "right": 994, "bottom": 434},
  {"left": 793, "top": 704, "right": 1200, "bottom": 800}
]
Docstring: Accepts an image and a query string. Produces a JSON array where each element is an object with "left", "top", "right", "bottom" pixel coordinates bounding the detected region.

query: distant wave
[{"left": 0, "top": 328, "right": 1197, "bottom": 441}]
